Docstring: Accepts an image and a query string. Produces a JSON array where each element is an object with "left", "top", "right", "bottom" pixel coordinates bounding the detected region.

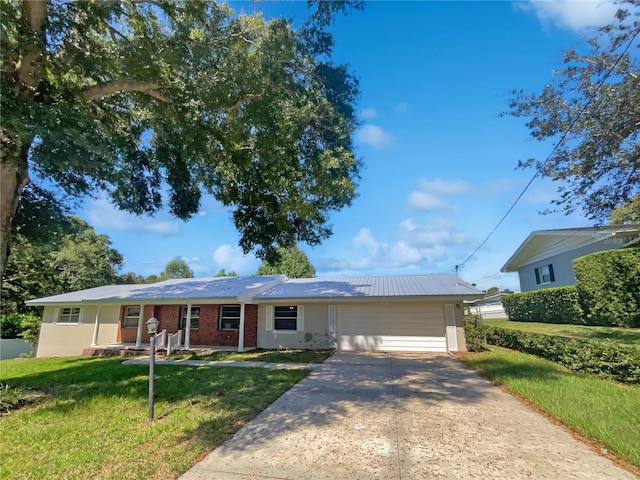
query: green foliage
[
  {"left": 506, "top": 4, "right": 640, "bottom": 221},
  {"left": 160, "top": 258, "right": 194, "bottom": 280},
  {"left": 2, "top": 216, "right": 123, "bottom": 312},
  {"left": 257, "top": 245, "right": 316, "bottom": 278},
  {"left": 573, "top": 248, "right": 640, "bottom": 327},
  {"left": 0, "top": 383, "right": 26, "bottom": 413},
  {"left": 19, "top": 313, "right": 42, "bottom": 346},
  {"left": 1, "top": 0, "right": 362, "bottom": 268},
  {"left": 114, "top": 272, "right": 146, "bottom": 284},
  {"left": 502, "top": 287, "right": 583, "bottom": 324},
  {"left": 609, "top": 192, "right": 640, "bottom": 224},
  {"left": 144, "top": 274, "right": 161, "bottom": 284},
  {"left": 214, "top": 269, "right": 237, "bottom": 277},
  {"left": 485, "top": 327, "right": 640, "bottom": 384},
  {"left": 485, "top": 286, "right": 499, "bottom": 295},
  {"left": 462, "top": 313, "right": 487, "bottom": 352},
  {"left": 0, "top": 313, "right": 22, "bottom": 339}
]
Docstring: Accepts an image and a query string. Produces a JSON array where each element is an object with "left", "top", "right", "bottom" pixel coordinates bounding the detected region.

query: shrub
[
  {"left": 502, "top": 287, "right": 583, "bottom": 324},
  {"left": 18, "top": 313, "right": 42, "bottom": 346},
  {"left": 0, "top": 383, "right": 25, "bottom": 413},
  {"left": 485, "top": 326, "right": 640, "bottom": 384},
  {"left": 0, "top": 313, "right": 23, "bottom": 339},
  {"left": 463, "top": 313, "right": 487, "bottom": 352},
  {"left": 574, "top": 247, "right": 640, "bottom": 327}
]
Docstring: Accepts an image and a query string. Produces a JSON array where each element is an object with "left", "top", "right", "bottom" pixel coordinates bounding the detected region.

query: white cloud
[
  {"left": 394, "top": 102, "right": 409, "bottom": 113},
  {"left": 417, "top": 178, "right": 473, "bottom": 196},
  {"left": 359, "top": 107, "right": 378, "bottom": 119},
  {"left": 84, "top": 198, "right": 180, "bottom": 235},
  {"left": 406, "top": 191, "right": 450, "bottom": 211},
  {"left": 318, "top": 219, "right": 473, "bottom": 273},
  {"left": 516, "top": 0, "right": 620, "bottom": 31},
  {"left": 406, "top": 178, "right": 472, "bottom": 211},
  {"left": 211, "top": 244, "right": 260, "bottom": 274},
  {"left": 354, "top": 124, "right": 392, "bottom": 148}
]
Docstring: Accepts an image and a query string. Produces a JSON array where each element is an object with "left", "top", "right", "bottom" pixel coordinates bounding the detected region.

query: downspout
[
  {"left": 91, "top": 305, "right": 102, "bottom": 346},
  {"left": 238, "top": 303, "right": 246, "bottom": 353}
]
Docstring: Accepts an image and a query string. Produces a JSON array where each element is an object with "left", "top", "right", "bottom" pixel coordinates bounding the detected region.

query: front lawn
[
  {"left": 484, "top": 319, "right": 640, "bottom": 347},
  {"left": 0, "top": 356, "right": 308, "bottom": 480},
  {"left": 168, "top": 348, "right": 334, "bottom": 364},
  {"left": 459, "top": 347, "right": 640, "bottom": 472}
]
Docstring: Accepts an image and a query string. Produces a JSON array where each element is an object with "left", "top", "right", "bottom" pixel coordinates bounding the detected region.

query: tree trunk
[{"left": 0, "top": 136, "right": 30, "bottom": 287}]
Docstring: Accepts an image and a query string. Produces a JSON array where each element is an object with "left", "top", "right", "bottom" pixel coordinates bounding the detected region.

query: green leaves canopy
[
  {"left": 1, "top": 0, "right": 361, "bottom": 272},
  {"left": 506, "top": 5, "right": 639, "bottom": 222},
  {"left": 257, "top": 245, "right": 316, "bottom": 278}
]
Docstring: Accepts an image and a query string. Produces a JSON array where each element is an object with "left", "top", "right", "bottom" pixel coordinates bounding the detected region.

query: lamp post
[{"left": 145, "top": 316, "right": 159, "bottom": 422}]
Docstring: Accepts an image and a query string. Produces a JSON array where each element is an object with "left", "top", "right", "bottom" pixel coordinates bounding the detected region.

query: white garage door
[{"left": 337, "top": 303, "right": 447, "bottom": 352}]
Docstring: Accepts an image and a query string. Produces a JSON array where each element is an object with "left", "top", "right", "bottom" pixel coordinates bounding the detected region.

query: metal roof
[
  {"left": 254, "top": 274, "right": 481, "bottom": 299},
  {"left": 25, "top": 274, "right": 482, "bottom": 306},
  {"left": 501, "top": 224, "right": 640, "bottom": 272},
  {"left": 25, "top": 275, "right": 286, "bottom": 306}
]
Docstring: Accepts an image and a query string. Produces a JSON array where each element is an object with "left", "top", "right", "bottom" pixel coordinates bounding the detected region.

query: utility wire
[{"left": 456, "top": 26, "right": 640, "bottom": 271}]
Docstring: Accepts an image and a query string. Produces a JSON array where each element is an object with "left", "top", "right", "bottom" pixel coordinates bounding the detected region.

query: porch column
[
  {"left": 184, "top": 304, "right": 192, "bottom": 350},
  {"left": 135, "top": 304, "right": 145, "bottom": 347},
  {"left": 91, "top": 305, "right": 102, "bottom": 346},
  {"left": 237, "top": 303, "right": 246, "bottom": 353}
]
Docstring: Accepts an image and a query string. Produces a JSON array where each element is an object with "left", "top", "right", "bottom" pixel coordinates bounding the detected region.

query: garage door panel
[
  {"left": 337, "top": 303, "right": 446, "bottom": 352},
  {"left": 339, "top": 335, "right": 446, "bottom": 352}
]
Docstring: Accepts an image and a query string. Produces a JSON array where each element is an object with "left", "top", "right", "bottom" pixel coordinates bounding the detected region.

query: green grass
[
  {"left": 459, "top": 347, "right": 640, "bottom": 470},
  {"left": 168, "top": 348, "right": 334, "bottom": 364},
  {"left": 484, "top": 319, "right": 640, "bottom": 346},
  {"left": 0, "top": 356, "right": 308, "bottom": 480}
]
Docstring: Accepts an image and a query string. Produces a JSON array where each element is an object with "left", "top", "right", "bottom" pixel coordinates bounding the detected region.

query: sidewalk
[{"left": 121, "top": 357, "right": 318, "bottom": 370}]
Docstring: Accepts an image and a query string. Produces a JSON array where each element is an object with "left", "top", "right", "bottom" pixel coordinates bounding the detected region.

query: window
[
  {"left": 179, "top": 306, "right": 200, "bottom": 330},
  {"left": 274, "top": 306, "right": 297, "bottom": 331},
  {"left": 219, "top": 305, "right": 241, "bottom": 330},
  {"left": 122, "top": 306, "right": 140, "bottom": 328},
  {"left": 535, "top": 264, "right": 555, "bottom": 285},
  {"left": 58, "top": 307, "right": 81, "bottom": 324}
]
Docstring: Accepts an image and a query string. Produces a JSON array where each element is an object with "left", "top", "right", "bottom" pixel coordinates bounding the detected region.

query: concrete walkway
[{"left": 175, "top": 352, "right": 635, "bottom": 480}]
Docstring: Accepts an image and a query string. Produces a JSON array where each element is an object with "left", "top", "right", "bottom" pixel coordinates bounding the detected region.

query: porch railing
[
  {"left": 167, "top": 330, "right": 183, "bottom": 355},
  {"left": 155, "top": 330, "right": 167, "bottom": 350}
]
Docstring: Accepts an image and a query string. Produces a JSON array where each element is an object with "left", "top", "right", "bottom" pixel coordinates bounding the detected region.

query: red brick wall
[
  {"left": 117, "top": 303, "right": 258, "bottom": 348},
  {"left": 117, "top": 305, "right": 155, "bottom": 344}
]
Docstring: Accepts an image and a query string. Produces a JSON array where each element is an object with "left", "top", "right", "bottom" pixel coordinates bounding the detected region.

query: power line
[{"left": 456, "top": 25, "right": 640, "bottom": 271}]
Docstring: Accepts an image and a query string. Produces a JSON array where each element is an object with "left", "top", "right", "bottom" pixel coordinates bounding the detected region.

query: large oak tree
[
  {"left": 0, "top": 0, "right": 362, "bottom": 279},
  {"left": 507, "top": 4, "right": 639, "bottom": 222}
]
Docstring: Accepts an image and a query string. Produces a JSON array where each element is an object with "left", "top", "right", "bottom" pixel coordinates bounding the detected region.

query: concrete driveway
[{"left": 179, "top": 352, "right": 636, "bottom": 480}]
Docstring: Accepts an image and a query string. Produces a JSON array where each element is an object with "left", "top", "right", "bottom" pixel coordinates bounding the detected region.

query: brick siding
[{"left": 117, "top": 303, "right": 257, "bottom": 347}]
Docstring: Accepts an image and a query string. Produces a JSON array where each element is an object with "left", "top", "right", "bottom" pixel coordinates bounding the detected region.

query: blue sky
[{"left": 78, "top": 1, "right": 626, "bottom": 291}]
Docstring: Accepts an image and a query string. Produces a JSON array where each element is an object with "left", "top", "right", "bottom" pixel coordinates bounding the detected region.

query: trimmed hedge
[
  {"left": 574, "top": 247, "right": 640, "bottom": 328},
  {"left": 502, "top": 287, "right": 583, "bottom": 324},
  {"left": 485, "top": 326, "right": 640, "bottom": 384},
  {"left": 463, "top": 314, "right": 487, "bottom": 352}
]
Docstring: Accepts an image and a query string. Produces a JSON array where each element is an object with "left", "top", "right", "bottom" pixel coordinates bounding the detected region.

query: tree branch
[
  {"left": 78, "top": 80, "right": 172, "bottom": 102},
  {"left": 17, "top": 0, "right": 47, "bottom": 96}
]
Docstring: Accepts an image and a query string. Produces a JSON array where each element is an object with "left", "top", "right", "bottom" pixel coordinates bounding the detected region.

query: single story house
[
  {"left": 501, "top": 224, "right": 640, "bottom": 292},
  {"left": 25, "top": 274, "right": 482, "bottom": 357}
]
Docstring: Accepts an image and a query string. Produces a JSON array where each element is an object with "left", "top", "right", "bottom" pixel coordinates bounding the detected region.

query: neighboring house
[
  {"left": 465, "top": 292, "right": 508, "bottom": 319},
  {"left": 25, "top": 274, "right": 482, "bottom": 357},
  {"left": 501, "top": 225, "right": 640, "bottom": 292}
]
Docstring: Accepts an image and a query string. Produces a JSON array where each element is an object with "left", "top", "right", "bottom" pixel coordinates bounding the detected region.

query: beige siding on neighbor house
[
  {"left": 36, "top": 305, "right": 121, "bottom": 358},
  {"left": 257, "top": 303, "right": 332, "bottom": 350}
]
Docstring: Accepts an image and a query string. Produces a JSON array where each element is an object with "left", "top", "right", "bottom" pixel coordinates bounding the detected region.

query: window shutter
[
  {"left": 297, "top": 305, "right": 305, "bottom": 331},
  {"left": 535, "top": 268, "right": 540, "bottom": 284},
  {"left": 266, "top": 306, "right": 274, "bottom": 331},
  {"left": 548, "top": 264, "right": 555, "bottom": 282}
]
